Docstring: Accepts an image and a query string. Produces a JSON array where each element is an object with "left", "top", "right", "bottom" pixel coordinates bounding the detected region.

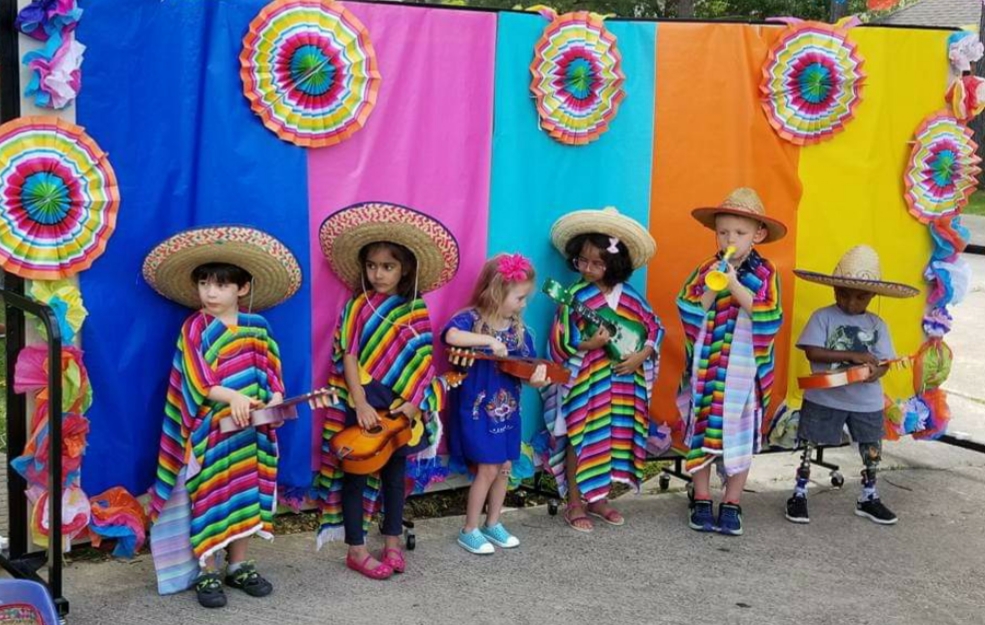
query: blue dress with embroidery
[{"left": 443, "top": 309, "right": 535, "bottom": 465}]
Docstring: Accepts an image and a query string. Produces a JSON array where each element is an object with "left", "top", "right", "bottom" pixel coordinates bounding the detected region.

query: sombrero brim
[
  {"left": 143, "top": 226, "right": 302, "bottom": 310},
  {"left": 794, "top": 269, "right": 920, "bottom": 298},
  {"left": 319, "top": 202, "right": 460, "bottom": 293},
  {"left": 550, "top": 209, "right": 656, "bottom": 269},
  {"left": 691, "top": 207, "right": 788, "bottom": 243}
]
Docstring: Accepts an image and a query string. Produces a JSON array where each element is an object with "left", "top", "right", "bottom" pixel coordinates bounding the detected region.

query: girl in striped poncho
[
  {"left": 143, "top": 226, "right": 302, "bottom": 609},
  {"left": 677, "top": 188, "right": 786, "bottom": 537},
  {"left": 314, "top": 202, "right": 460, "bottom": 581},
  {"left": 544, "top": 208, "right": 663, "bottom": 533}
]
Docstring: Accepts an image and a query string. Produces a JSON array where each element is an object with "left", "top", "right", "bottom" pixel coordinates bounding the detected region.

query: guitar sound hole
[{"left": 366, "top": 425, "right": 383, "bottom": 434}]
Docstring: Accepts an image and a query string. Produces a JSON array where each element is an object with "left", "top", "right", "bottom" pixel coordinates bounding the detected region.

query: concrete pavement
[{"left": 45, "top": 253, "right": 985, "bottom": 624}]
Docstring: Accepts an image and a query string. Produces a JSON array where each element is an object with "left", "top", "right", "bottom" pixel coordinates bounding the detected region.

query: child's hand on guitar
[
  {"left": 355, "top": 401, "right": 380, "bottom": 430},
  {"left": 488, "top": 337, "right": 508, "bottom": 358},
  {"left": 850, "top": 351, "right": 880, "bottom": 367},
  {"left": 230, "top": 392, "right": 262, "bottom": 428},
  {"left": 614, "top": 349, "right": 649, "bottom": 376},
  {"left": 579, "top": 327, "right": 610, "bottom": 352},
  {"left": 529, "top": 364, "right": 549, "bottom": 388},
  {"left": 391, "top": 402, "right": 421, "bottom": 420}
]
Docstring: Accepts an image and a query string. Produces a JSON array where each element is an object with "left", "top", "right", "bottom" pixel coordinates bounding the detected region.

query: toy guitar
[
  {"left": 797, "top": 357, "right": 910, "bottom": 391},
  {"left": 328, "top": 372, "right": 466, "bottom": 475},
  {"left": 447, "top": 347, "right": 571, "bottom": 384},
  {"left": 542, "top": 278, "right": 647, "bottom": 362},
  {"left": 219, "top": 387, "right": 339, "bottom": 433}
]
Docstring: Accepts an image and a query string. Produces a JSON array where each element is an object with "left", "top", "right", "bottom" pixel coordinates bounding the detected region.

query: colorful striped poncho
[
  {"left": 314, "top": 292, "right": 447, "bottom": 547},
  {"left": 542, "top": 280, "right": 663, "bottom": 503},
  {"left": 148, "top": 312, "right": 283, "bottom": 593},
  {"left": 676, "top": 250, "right": 782, "bottom": 476}
]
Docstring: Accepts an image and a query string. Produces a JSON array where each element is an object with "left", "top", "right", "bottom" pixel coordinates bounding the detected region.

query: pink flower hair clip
[{"left": 497, "top": 253, "right": 533, "bottom": 283}]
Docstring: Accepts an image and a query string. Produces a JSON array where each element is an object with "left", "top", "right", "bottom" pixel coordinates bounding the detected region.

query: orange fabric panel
[{"left": 647, "top": 23, "right": 802, "bottom": 446}]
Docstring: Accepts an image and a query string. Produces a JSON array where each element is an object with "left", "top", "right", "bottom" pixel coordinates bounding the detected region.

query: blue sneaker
[
  {"left": 717, "top": 503, "right": 743, "bottom": 536},
  {"left": 688, "top": 499, "right": 716, "bottom": 532},
  {"left": 457, "top": 528, "right": 495, "bottom": 555},
  {"left": 480, "top": 522, "right": 520, "bottom": 548}
]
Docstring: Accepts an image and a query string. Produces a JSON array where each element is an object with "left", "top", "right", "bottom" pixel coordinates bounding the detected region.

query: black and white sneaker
[
  {"left": 785, "top": 495, "right": 810, "bottom": 524},
  {"left": 855, "top": 498, "right": 898, "bottom": 525}
]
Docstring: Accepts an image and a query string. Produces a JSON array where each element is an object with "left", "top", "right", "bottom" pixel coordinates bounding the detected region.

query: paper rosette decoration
[
  {"left": 529, "top": 8, "right": 626, "bottom": 146},
  {"left": 30, "top": 279, "right": 88, "bottom": 344},
  {"left": 14, "top": 345, "right": 92, "bottom": 413},
  {"left": 904, "top": 112, "right": 981, "bottom": 224},
  {"left": 760, "top": 21, "right": 865, "bottom": 145},
  {"left": 0, "top": 116, "right": 119, "bottom": 279},
  {"left": 240, "top": 0, "right": 381, "bottom": 148}
]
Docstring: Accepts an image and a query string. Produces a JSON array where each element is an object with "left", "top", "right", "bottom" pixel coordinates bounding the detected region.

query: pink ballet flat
[
  {"left": 380, "top": 548, "right": 406, "bottom": 574},
  {"left": 346, "top": 553, "right": 393, "bottom": 580}
]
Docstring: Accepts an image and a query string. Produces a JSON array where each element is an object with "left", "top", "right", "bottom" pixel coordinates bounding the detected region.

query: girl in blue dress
[{"left": 443, "top": 253, "right": 548, "bottom": 554}]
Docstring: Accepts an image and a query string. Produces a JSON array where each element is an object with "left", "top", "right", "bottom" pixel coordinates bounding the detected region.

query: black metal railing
[{"left": 1, "top": 285, "right": 68, "bottom": 617}]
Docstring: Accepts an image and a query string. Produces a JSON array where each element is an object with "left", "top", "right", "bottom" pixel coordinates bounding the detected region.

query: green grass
[{"left": 965, "top": 190, "right": 985, "bottom": 217}]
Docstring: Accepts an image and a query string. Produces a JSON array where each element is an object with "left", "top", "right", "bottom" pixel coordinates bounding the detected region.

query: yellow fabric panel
[{"left": 789, "top": 27, "right": 950, "bottom": 405}]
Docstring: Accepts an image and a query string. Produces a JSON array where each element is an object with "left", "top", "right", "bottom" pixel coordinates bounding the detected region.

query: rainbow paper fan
[
  {"left": 904, "top": 112, "right": 981, "bottom": 224},
  {"left": 240, "top": 0, "right": 381, "bottom": 148},
  {"left": 760, "top": 21, "right": 865, "bottom": 145},
  {"left": 529, "top": 9, "right": 626, "bottom": 146},
  {"left": 0, "top": 116, "right": 120, "bottom": 280}
]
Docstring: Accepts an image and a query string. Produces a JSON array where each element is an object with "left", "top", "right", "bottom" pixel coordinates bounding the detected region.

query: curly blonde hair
[{"left": 467, "top": 253, "right": 535, "bottom": 344}]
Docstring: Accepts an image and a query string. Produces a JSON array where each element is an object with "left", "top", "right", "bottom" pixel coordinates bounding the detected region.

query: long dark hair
[
  {"left": 358, "top": 241, "right": 419, "bottom": 299},
  {"left": 564, "top": 232, "right": 633, "bottom": 287}
]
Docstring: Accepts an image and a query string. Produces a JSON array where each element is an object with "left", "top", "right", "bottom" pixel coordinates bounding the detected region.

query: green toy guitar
[{"left": 542, "top": 278, "right": 648, "bottom": 362}]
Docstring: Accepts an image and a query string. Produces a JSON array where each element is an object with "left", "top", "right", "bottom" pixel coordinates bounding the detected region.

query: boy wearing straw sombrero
[
  {"left": 142, "top": 226, "right": 302, "bottom": 608},
  {"left": 785, "top": 245, "right": 919, "bottom": 526},
  {"left": 678, "top": 188, "right": 786, "bottom": 536}
]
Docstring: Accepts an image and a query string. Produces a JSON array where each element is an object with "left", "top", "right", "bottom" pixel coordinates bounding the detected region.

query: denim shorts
[{"left": 797, "top": 399, "right": 884, "bottom": 446}]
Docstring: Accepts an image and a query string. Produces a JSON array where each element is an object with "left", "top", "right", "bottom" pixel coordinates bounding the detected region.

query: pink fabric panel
[{"left": 307, "top": 4, "right": 496, "bottom": 465}]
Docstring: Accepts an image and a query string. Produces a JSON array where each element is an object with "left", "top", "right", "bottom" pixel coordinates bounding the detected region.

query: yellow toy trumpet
[{"left": 704, "top": 246, "right": 736, "bottom": 292}]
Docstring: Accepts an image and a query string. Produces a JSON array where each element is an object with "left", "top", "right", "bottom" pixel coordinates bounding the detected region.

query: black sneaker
[
  {"left": 688, "top": 499, "right": 716, "bottom": 532},
  {"left": 194, "top": 572, "right": 227, "bottom": 608},
  {"left": 225, "top": 561, "right": 273, "bottom": 597},
  {"left": 855, "top": 498, "right": 898, "bottom": 525},
  {"left": 785, "top": 495, "right": 810, "bottom": 524}
]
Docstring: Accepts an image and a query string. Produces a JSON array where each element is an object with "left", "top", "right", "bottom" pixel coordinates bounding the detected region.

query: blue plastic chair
[{"left": 0, "top": 579, "right": 61, "bottom": 625}]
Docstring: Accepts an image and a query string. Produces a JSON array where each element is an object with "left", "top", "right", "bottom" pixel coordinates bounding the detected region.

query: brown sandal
[
  {"left": 563, "top": 504, "right": 594, "bottom": 533},
  {"left": 587, "top": 501, "right": 625, "bottom": 526}
]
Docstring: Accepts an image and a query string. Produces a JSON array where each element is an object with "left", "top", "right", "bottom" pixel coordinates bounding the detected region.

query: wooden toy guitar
[
  {"left": 447, "top": 347, "right": 571, "bottom": 384},
  {"left": 219, "top": 387, "right": 339, "bottom": 433},
  {"left": 542, "top": 278, "right": 647, "bottom": 362},
  {"left": 328, "top": 372, "right": 466, "bottom": 475},
  {"left": 797, "top": 357, "right": 910, "bottom": 391}
]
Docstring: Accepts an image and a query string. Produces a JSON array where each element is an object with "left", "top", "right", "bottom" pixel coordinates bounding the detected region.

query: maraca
[{"left": 704, "top": 246, "right": 736, "bottom": 291}]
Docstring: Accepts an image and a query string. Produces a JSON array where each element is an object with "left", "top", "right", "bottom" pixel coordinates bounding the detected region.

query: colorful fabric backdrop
[{"left": 69, "top": 1, "right": 949, "bottom": 496}]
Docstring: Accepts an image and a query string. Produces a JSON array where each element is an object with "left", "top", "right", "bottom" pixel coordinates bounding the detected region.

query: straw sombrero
[
  {"left": 794, "top": 245, "right": 920, "bottom": 298},
  {"left": 142, "top": 226, "right": 302, "bottom": 310},
  {"left": 550, "top": 207, "right": 656, "bottom": 269},
  {"left": 319, "top": 202, "right": 460, "bottom": 293},
  {"left": 691, "top": 187, "right": 788, "bottom": 243}
]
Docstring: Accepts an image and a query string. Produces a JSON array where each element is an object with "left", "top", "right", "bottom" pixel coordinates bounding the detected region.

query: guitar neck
[{"left": 570, "top": 300, "right": 613, "bottom": 332}]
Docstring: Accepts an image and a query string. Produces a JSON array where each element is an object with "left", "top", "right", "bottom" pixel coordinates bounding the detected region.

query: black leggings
[{"left": 342, "top": 455, "right": 407, "bottom": 546}]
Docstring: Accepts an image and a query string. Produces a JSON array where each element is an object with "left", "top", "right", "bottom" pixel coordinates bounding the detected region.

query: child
[
  {"left": 314, "top": 202, "right": 460, "bottom": 580},
  {"left": 785, "top": 245, "right": 919, "bottom": 525},
  {"left": 677, "top": 188, "right": 785, "bottom": 536},
  {"left": 143, "top": 226, "right": 302, "bottom": 608},
  {"left": 544, "top": 207, "right": 663, "bottom": 532},
  {"left": 443, "top": 253, "right": 549, "bottom": 554}
]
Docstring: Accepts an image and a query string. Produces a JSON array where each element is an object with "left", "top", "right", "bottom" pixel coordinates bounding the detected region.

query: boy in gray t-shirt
[{"left": 784, "top": 245, "right": 919, "bottom": 526}]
